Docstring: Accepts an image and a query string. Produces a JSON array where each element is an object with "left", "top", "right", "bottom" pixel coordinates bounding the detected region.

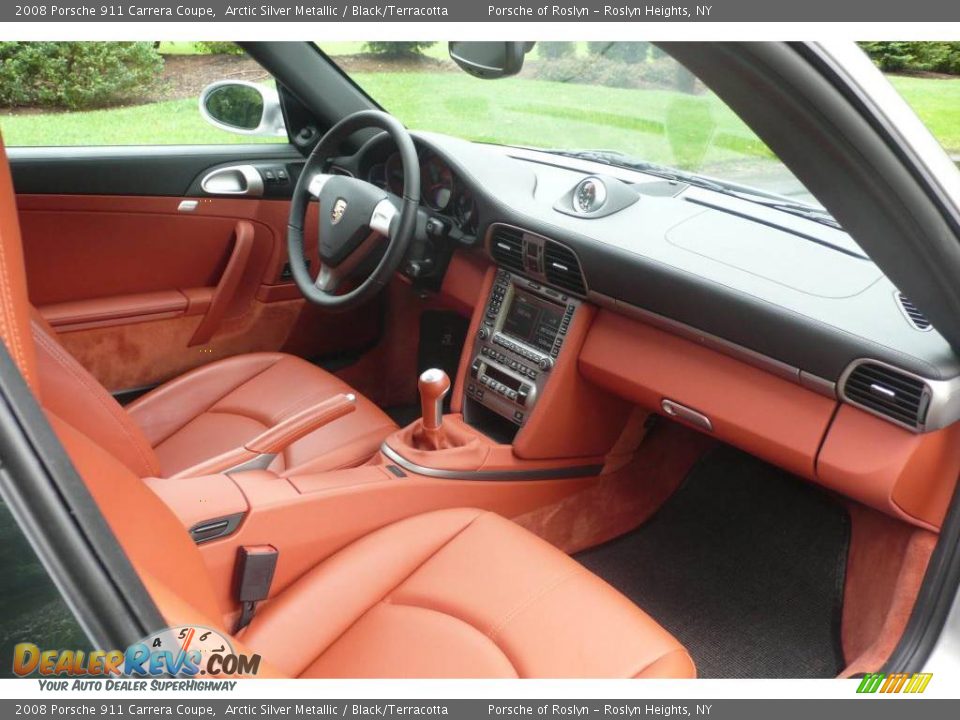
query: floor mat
[{"left": 575, "top": 445, "right": 850, "bottom": 678}]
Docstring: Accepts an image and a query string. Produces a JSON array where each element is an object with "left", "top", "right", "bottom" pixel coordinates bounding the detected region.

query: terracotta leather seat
[
  {"left": 30, "top": 307, "right": 397, "bottom": 479},
  {"left": 0, "top": 134, "right": 694, "bottom": 679},
  {"left": 242, "top": 507, "right": 695, "bottom": 678}
]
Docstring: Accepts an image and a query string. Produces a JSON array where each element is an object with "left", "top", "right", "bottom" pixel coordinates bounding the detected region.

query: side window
[
  {"left": 859, "top": 42, "right": 959, "bottom": 160},
  {"left": 0, "top": 497, "right": 90, "bottom": 678},
  {"left": 0, "top": 42, "right": 288, "bottom": 146}
]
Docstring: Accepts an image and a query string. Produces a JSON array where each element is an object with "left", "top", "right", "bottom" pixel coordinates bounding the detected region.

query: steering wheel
[{"left": 287, "top": 110, "right": 420, "bottom": 311}]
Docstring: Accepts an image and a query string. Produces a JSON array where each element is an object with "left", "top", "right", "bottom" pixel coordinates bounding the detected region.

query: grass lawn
[
  {"left": 887, "top": 75, "right": 960, "bottom": 155},
  {"left": 355, "top": 71, "right": 769, "bottom": 173},
  {"left": 0, "top": 66, "right": 771, "bottom": 177},
  {"left": 0, "top": 98, "right": 283, "bottom": 146},
  {"left": 1, "top": 55, "right": 959, "bottom": 170}
]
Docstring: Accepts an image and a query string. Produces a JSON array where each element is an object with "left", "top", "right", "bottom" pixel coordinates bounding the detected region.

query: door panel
[
  {"left": 11, "top": 148, "right": 381, "bottom": 393},
  {"left": 8, "top": 145, "right": 302, "bottom": 197}
]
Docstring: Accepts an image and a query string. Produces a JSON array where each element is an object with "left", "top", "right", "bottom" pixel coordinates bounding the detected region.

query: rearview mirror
[
  {"left": 199, "top": 80, "right": 287, "bottom": 137},
  {"left": 448, "top": 42, "right": 534, "bottom": 79}
]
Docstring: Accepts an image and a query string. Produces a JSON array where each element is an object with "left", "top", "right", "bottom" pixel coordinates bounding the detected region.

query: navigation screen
[{"left": 502, "top": 289, "right": 564, "bottom": 352}]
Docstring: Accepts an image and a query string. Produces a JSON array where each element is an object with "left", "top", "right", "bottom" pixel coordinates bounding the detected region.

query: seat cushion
[
  {"left": 126, "top": 352, "right": 397, "bottom": 477},
  {"left": 240, "top": 508, "right": 695, "bottom": 678}
]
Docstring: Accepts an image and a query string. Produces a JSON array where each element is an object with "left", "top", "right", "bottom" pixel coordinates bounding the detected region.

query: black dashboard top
[{"left": 347, "top": 130, "right": 960, "bottom": 390}]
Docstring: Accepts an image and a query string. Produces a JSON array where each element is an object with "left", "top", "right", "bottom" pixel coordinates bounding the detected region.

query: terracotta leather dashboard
[{"left": 579, "top": 307, "right": 959, "bottom": 530}]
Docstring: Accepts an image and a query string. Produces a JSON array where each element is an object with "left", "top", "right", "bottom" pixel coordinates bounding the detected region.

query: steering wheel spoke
[
  {"left": 369, "top": 198, "right": 399, "bottom": 238},
  {"left": 314, "top": 263, "right": 343, "bottom": 293},
  {"left": 307, "top": 173, "right": 335, "bottom": 199}
]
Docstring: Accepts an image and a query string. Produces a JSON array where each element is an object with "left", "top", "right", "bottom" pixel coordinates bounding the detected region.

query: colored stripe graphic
[
  {"left": 855, "top": 672, "right": 932, "bottom": 694},
  {"left": 856, "top": 673, "right": 885, "bottom": 693},
  {"left": 904, "top": 673, "right": 933, "bottom": 694}
]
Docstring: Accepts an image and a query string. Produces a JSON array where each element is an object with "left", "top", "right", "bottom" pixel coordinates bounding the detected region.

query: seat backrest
[
  {"left": 30, "top": 308, "right": 161, "bottom": 478},
  {"left": 0, "top": 138, "right": 38, "bottom": 395},
  {"left": 0, "top": 133, "right": 224, "bottom": 634}
]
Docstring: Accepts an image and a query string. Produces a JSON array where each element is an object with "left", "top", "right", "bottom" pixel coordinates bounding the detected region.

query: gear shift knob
[{"left": 418, "top": 368, "right": 451, "bottom": 432}]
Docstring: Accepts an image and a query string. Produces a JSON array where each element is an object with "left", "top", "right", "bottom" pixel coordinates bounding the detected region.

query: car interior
[{"left": 1, "top": 41, "right": 959, "bottom": 679}]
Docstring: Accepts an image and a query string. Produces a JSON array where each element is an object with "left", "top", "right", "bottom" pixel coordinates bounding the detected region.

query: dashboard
[{"left": 333, "top": 129, "right": 960, "bottom": 436}]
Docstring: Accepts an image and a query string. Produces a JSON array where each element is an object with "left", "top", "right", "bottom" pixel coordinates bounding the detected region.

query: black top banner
[{"left": 4, "top": 0, "right": 960, "bottom": 22}]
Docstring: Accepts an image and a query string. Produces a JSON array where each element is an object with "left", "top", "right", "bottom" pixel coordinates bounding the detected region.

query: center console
[{"left": 465, "top": 269, "right": 581, "bottom": 429}]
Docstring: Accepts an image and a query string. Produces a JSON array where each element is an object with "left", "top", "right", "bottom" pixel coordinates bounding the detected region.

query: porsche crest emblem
[{"left": 330, "top": 198, "right": 348, "bottom": 225}]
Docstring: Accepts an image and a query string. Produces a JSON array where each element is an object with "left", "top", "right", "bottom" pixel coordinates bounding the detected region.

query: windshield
[{"left": 316, "top": 41, "right": 822, "bottom": 208}]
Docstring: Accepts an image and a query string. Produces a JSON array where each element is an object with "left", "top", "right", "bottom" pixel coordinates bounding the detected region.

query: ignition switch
[{"left": 425, "top": 217, "right": 448, "bottom": 239}]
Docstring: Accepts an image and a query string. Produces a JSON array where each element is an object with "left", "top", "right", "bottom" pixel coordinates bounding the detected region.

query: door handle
[
  {"left": 188, "top": 220, "right": 255, "bottom": 347},
  {"left": 200, "top": 165, "right": 264, "bottom": 197}
]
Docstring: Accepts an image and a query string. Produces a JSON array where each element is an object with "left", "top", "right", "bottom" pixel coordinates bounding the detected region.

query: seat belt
[{"left": 234, "top": 545, "right": 278, "bottom": 632}]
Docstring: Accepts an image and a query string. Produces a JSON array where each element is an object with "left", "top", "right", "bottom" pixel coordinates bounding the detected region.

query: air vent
[
  {"left": 544, "top": 241, "right": 587, "bottom": 295},
  {"left": 489, "top": 226, "right": 525, "bottom": 274},
  {"left": 897, "top": 292, "right": 932, "bottom": 331},
  {"left": 843, "top": 362, "right": 931, "bottom": 429}
]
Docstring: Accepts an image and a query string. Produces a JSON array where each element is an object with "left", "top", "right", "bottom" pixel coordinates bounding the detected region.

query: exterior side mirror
[
  {"left": 448, "top": 42, "right": 534, "bottom": 79},
  {"left": 198, "top": 80, "right": 287, "bottom": 137}
]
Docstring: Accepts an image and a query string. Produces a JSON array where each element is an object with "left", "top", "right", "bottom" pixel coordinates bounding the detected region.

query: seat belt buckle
[{"left": 234, "top": 544, "right": 278, "bottom": 632}]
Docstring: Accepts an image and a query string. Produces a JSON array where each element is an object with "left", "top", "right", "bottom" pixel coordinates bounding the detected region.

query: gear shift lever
[{"left": 418, "top": 368, "right": 451, "bottom": 433}]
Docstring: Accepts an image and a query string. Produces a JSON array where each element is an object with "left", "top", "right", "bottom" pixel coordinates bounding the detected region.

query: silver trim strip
[
  {"left": 799, "top": 371, "right": 837, "bottom": 398},
  {"left": 380, "top": 443, "right": 602, "bottom": 481},
  {"left": 589, "top": 290, "right": 838, "bottom": 398},
  {"left": 225, "top": 453, "right": 276, "bottom": 474}
]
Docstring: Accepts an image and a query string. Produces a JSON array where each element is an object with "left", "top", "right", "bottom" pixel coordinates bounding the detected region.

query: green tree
[
  {"left": 196, "top": 42, "right": 245, "bottom": 56},
  {"left": 363, "top": 42, "right": 437, "bottom": 57},
  {"left": 859, "top": 41, "right": 960, "bottom": 74},
  {"left": 538, "top": 42, "right": 576, "bottom": 60},
  {"left": 586, "top": 42, "right": 650, "bottom": 63},
  {"left": 0, "top": 42, "right": 163, "bottom": 110},
  {"left": 859, "top": 42, "right": 926, "bottom": 72}
]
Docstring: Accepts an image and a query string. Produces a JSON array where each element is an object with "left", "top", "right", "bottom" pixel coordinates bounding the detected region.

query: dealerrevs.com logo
[{"left": 12, "top": 625, "right": 260, "bottom": 687}]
